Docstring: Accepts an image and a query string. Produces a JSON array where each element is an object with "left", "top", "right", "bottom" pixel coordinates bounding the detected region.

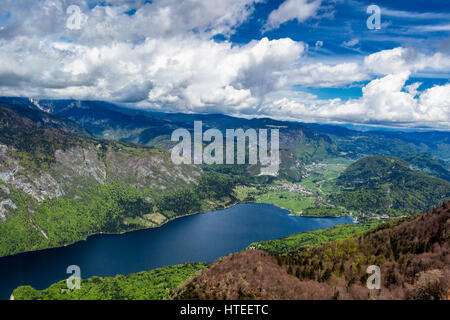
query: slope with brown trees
[{"left": 174, "top": 201, "right": 450, "bottom": 300}]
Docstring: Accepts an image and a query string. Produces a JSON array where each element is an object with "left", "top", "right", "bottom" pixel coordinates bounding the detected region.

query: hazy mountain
[
  {"left": 1, "top": 99, "right": 449, "bottom": 258},
  {"left": 305, "top": 122, "right": 450, "bottom": 161},
  {"left": 401, "top": 153, "right": 450, "bottom": 181}
]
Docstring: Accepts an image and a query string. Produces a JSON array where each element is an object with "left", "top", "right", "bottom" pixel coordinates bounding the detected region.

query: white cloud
[
  {"left": 0, "top": 35, "right": 305, "bottom": 113},
  {"left": 263, "top": 0, "right": 322, "bottom": 32},
  {"left": 364, "top": 47, "right": 450, "bottom": 75},
  {"left": 286, "top": 62, "right": 369, "bottom": 87},
  {"left": 0, "top": 0, "right": 263, "bottom": 42},
  {"left": 0, "top": 0, "right": 306, "bottom": 113},
  {"left": 405, "top": 82, "right": 422, "bottom": 97},
  {"left": 258, "top": 72, "right": 450, "bottom": 128},
  {"left": 382, "top": 8, "right": 450, "bottom": 20},
  {"left": 414, "top": 24, "right": 450, "bottom": 32}
]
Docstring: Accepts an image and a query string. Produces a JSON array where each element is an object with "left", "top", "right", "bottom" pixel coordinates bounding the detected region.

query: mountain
[
  {"left": 0, "top": 102, "right": 89, "bottom": 137},
  {"left": 401, "top": 153, "right": 450, "bottom": 181},
  {"left": 0, "top": 99, "right": 333, "bottom": 257},
  {"left": 2, "top": 97, "right": 450, "bottom": 168},
  {"left": 333, "top": 156, "right": 450, "bottom": 216},
  {"left": 0, "top": 97, "right": 339, "bottom": 172},
  {"left": 173, "top": 201, "right": 450, "bottom": 300},
  {"left": 0, "top": 104, "right": 200, "bottom": 199},
  {"left": 1, "top": 98, "right": 449, "bottom": 258},
  {"left": 0, "top": 104, "right": 205, "bottom": 257},
  {"left": 1, "top": 101, "right": 293, "bottom": 258},
  {"left": 12, "top": 202, "right": 449, "bottom": 300},
  {"left": 304, "top": 122, "right": 450, "bottom": 162}
]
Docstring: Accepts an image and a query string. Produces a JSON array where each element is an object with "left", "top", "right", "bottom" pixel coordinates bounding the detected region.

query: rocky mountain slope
[
  {"left": 0, "top": 104, "right": 201, "bottom": 257},
  {"left": 0, "top": 97, "right": 339, "bottom": 180},
  {"left": 0, "top": 104, "right": 200, "bottom": 208}
]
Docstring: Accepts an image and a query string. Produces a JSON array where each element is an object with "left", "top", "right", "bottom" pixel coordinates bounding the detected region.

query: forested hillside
[
  {"left": 174, "top": 201, "right": 450, "bottom": 300},
  {"left": 0, "top": 105, "right": 254, "bottom": 257},
  {"left": 333, "top": 156, "right": 450, "bottom": 216},
  {"left": 1, "top": 100, "right": 449, "bottom": 260},
  {"left": 12, "top": 263, "right": 208, "bottom": 300}
]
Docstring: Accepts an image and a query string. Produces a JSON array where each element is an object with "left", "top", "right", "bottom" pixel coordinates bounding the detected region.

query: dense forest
[
  {"left": 333, "top": 156, "right": 450, "bottom": 215},
  {"left": 14, "top": 202, "right": 449, "bottom": 300},
  {"left": 12, "top": 263, "right": 208, "bottom": 300},
  {"left": 2, "top": 100, "right": 449, "bottom": 300}
]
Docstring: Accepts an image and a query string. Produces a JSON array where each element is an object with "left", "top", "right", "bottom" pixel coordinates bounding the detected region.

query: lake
[{"left": 0, "top": 203, "right": 354, "bottom": 299}]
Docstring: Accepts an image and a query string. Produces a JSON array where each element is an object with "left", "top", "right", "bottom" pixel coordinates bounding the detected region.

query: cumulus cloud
[
  {"left": 0, "top": 0, "right": 306, "bottom": 113},
  {"left": 0, "top": 0, "right": 263, "bottom": 42},
  {"left": 0, "top": 35, "right": 305, "bottom": 112},
  {"left": 286, "top": 62, "right": 369, "bottom": 87},
  {"left": 263, "top": 0, "right": 322, "bottom": 32},
  {"left": 259, "top": 72, "right": 450, "bottom": 128},
  {"left": 364, "top": 47, "right": 450, "bottom": 75}
]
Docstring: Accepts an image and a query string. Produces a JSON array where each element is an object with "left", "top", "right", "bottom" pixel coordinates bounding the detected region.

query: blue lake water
[{"left": 0, "top": 203, "right": 354, "bottom": 299}]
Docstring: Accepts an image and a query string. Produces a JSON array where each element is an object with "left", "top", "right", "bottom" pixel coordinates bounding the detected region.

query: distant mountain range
[{"left": 1, "top": 97, "right": 449, "bottom": 176}]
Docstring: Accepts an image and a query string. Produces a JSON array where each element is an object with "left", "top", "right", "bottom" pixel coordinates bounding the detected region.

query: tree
[{"left": 407, "top": 269, "right": 447, "bottom": 300}]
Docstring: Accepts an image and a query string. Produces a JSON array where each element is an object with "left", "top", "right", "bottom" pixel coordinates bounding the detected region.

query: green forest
[
  {"left": 248, "top": 223, "right": 371, "bottom": 254},
  {"left": 0, "top": 166, "right": 258, "bottom": 257},
  {"left": 12, "top": 263, "right": 208, "bottom": 300},
  {"left": 334, "top": 156, "right": 450, "bottom": 215}
]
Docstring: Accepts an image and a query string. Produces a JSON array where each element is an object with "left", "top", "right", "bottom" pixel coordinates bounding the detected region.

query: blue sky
[
  {"left": 0, "top": 0, "right": 448, "bottom": 128},
  {"left": 226, "top": 0, "right": 450, "bottom": 100}
]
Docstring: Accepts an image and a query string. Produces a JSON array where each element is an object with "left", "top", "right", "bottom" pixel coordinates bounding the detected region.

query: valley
[
  {"left": 1, "top": 0, "right": 450, "bottom": 305},
  {"left": 0, "top": 98, "right": 449, "bottom": 300}
]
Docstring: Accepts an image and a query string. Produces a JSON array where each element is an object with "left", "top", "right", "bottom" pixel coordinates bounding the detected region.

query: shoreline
[
  {"left": 4, "top": 202, "right": 357, "bottom": 299},
  {"left": 0, "top": 200, "right": 242, "bottom": 260},
  {"left": 253, "top": 202, "right": 355, "bottom": 221},
  {"left": 0, "top": 200, "right": 354, "bottom": 259}
]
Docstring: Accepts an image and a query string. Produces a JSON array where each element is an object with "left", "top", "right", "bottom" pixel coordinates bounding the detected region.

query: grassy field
[
  {"left": 241, "top": 159, "right": 355, "bottom": 216},
  {"left": 300, "top": 160, "right": 353, "bottom": 195},
  {"left": 255, "top": 190, "right": 316, "bottom": 213}
]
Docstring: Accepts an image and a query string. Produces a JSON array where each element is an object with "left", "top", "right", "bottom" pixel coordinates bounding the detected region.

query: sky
[{"left": 0, "top": 0, "right": 449, "bottom": 129}]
